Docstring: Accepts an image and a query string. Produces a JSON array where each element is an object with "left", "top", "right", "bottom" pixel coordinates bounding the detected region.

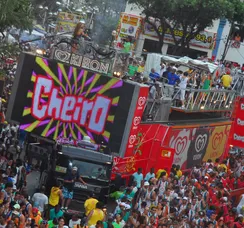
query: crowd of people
[
  {"left": 0, "top": 35, "right": 244, "bottom": 228},
  {"left": 104, "top": 153, "right": 244, "bottom": 228},
  {"left": 124, "top": 57, "right": 239, "bottom": 109},
  {"left": 0, "top": 92, "right": 243, "bottom": 228}
]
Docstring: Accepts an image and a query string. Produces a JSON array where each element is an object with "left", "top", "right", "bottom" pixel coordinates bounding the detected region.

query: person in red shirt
[
  {"left": 233, "top": 214, "right": 244, "bottom": 228},
  {"left": 220, "top": 197, "right": 230, "bottom": 223},
  {"left": 237, "top": 175, "right": 244, "bottom": 189},
  {"left": 228, "top": 209, "right": 237, "bottom": 228},
  {"left": 226, "top": 172, "right": 235, "bottom": 190},
  {"left": 221, "top": 173, "right": 228, "bottom": 189}
]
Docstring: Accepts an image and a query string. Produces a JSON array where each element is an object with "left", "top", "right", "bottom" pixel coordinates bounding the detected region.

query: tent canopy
[
  {"left": 145, "top": 53, "right": 218, "bottom": 74},
  {"left": 161, "top": 55, "right": 218, "bottom": 73}
]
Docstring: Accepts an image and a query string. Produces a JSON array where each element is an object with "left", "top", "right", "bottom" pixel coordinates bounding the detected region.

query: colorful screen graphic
[{"left": 7, "top": 54, "right": 136, "bottom": 154}]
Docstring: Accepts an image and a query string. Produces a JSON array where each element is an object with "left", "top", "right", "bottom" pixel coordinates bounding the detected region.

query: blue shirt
[
  {"left": 133, "top": 172, "right": 143, "bottom": 188},
  {"left": 149, "top": 72, "right": 160, "bottom": 80},
  {"left": 144, "top": 172, "right": 155, "bottom": 181},
  {"left": 168, "top": 73, "right": 180, "bottom": 85}
]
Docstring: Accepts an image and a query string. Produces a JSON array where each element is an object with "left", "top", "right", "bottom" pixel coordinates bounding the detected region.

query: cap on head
[
  {"left": 144, "top": 181, "right": 150, "bottom": 186},
  {"left": 32, "top": 207, "right": 39, "bottom": 214},
  {"left": 13, "top": 204, "right": 20, "bottom": 210},
  {"left": 72, "top": 167, "right": 78, "bottom": 171}
]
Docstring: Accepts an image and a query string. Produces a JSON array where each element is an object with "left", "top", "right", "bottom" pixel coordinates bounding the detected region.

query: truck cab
[{"left": 34, "top": 143, "right": 113, "bottom": 215}]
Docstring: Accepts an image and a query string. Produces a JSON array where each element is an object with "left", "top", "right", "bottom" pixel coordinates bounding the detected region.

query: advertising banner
[
  {"left": 144, "top": 22, "right": 216, "bottom": 50},
  {"left": 168, "top": 124, "right": 231, "bottom": 169},
  {"left": 230, "top": 97, "right": 244, "bottom": 148},
  {"left": 7, "top": 53, "right": 138, "bottom": 154},
  {"left": 56, "top": 12, "right": 86, "bottom": 33},
  {"left": 116, "top": 13, "right": 143, "bottom": 50},
  {"left": 112, "top": 124, "right": 169, "bottom": 178},
  {"left": 124, "top": 87, "right": 149, "bottom": 157},
  {"left": 203, "top": 125, "right": 231, "bottom": 161}
]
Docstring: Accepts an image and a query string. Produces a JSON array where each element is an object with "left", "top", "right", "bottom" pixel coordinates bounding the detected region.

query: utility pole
[{"left": 221, "top": 23, "right": 233, "bottom": 62}]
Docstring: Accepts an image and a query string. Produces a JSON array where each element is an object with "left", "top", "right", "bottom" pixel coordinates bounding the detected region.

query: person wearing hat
[
  {"left": 61, "top": 166, "right": 86, "bottom": 210},
  {"left": 9, "top": 203, "right": 26, "bottom": 228},
  {"left": 30, "top": 207, "right": 43, "bottom": 226},
  {"left": 179, "top": 197, "right": 188, "bottom": 215}
]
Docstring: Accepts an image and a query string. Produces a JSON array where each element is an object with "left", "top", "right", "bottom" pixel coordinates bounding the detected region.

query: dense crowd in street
[{"left": 0, "top": 35, "right": 243, "bottom": 228}]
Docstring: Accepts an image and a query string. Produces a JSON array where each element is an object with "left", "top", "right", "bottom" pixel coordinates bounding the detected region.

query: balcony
[
  {"left": 169, "top": 86, "right": 236, "bottom": 113},
  {"left": 144, "top": 85, "right": 236, "bottom": 121}
]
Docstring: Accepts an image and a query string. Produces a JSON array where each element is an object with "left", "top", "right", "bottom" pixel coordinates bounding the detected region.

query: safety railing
[
  {"left": 145, "top": 83, "right": 237, "bottom": 118},
  {"left": 164, "top": 84, "right": 236, "bottom": 112}
]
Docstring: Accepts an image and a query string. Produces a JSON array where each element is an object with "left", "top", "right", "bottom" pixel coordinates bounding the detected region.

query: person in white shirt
[
  {"left": 160, "top": 62, "right": 166, "bottom": 77},
  {"left": 31, "top": 186, "right": 48, "bottom": 215},
  {"left": 8, "top": 140, "right": 20, "bottom": 160},
  {"left": 179, "top": 72, "right": 189, "bottom": 108},
  {"left": 68, "top": 214, "right": 81, "bottom": 228},
  {"left": 144, "top": 168, "right": 155, "bottom": 181}
]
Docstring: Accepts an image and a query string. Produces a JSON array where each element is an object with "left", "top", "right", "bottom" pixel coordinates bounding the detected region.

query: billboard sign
[
  {"left": 144, "top": 21, "right": 216, "bottom": 50},
  {"left": 116, "top": 13, "right": 143, "bottom": 50},
  {"left": 7, "top": 53, "right": 147, "bottom": 155},
  {"left": 56, "top": 12, "right": 86, "bottom": 33}
]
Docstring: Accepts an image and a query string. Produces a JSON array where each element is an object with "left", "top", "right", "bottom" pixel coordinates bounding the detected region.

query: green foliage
[
  {"left": 129, "top": 0, "right": 244, "bottom": 54},
  {"left": 0, "top": 44, "right": 20, "bottom": 59},
  {"left": 0, "top": 0, "right": 33, "bottom": 32}
]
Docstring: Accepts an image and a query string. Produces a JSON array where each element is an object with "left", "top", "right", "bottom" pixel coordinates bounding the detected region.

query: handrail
[
  {"left": 145, "top": 82, "right": 237, "bottom": 117},
  {"left": 163, "top": 84, "right": 237, "bottom": 93}
]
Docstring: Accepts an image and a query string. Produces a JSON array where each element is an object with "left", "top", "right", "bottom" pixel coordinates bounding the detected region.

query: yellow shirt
[
  {"left": 219, "top": 164, "right": 227, "bottom": 172},
  {"left": 176, "top": 170, "right": 182, "bottom": 178},
  {"left": 88, "top": 209, "right": 104, "bottom": 226},
  {"left": 49, "top": 187, "right": 61, "bottom": 207},
  {"left": 84, "top": 198, "right": 98, "bottom": 216},
  {"left": 221, "top": 74, "right": 232, "bottom": 88},
  {"left": 137, "top": 66, "right": 145, "bottom": 73},
  {"left": 156, "top": 169, "right": 168, "bottom": 179}
]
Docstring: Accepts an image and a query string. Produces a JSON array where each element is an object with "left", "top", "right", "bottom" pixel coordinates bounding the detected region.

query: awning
[{"left": 161, "top": 55, "right": 218, "bottom": 73}]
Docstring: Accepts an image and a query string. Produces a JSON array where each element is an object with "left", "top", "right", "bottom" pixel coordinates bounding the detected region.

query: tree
[
  {"left": 0, "top": 0, "right": 33, "bottom": 35},
  {"left": 129, "top": 0, "right": 241, "bottom": 55}
]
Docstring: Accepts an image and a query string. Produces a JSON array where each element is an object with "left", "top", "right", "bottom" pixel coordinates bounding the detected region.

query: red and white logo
[
  {"left": 133, "top": 116, "right": 141, "bottom": 126},
  {"left": 129, "top": 135, "right": 137, "bottom": 145},
  {"left": 175, "top": 136, "right": 188, "bottom": 156},
  {"left": 138, "top": 97, "right": 147, "bottom": 106}
]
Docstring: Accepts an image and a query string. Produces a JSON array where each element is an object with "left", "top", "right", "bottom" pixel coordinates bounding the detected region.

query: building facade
[{"left": 124, "top": 3, "right": 244, "bottom": 65}]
